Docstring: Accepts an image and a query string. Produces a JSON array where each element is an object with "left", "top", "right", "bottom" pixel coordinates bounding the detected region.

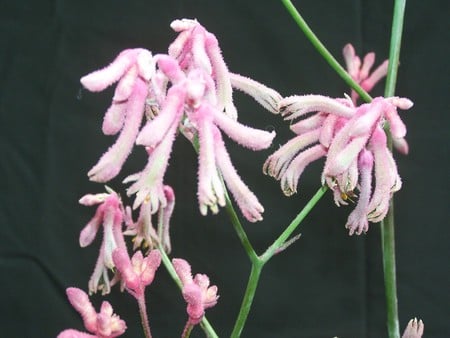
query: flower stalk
[
  {"left": 280, "top": 0, "right": 372, "bottom": 102},
  {"left": 381, "top": 0, "right": 408, "bottom": 337}
]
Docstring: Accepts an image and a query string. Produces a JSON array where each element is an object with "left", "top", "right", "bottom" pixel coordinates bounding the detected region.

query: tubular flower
[
  {"left": 57, "top": 287, "right": 126, "bottom": 338},
  {"left": 265, "top": 94, "right": 412, "bottom": 234},
  {"left": 79, "top": 188, "right": 127, "bottom": 294},
  {"left": 123, "top": 185, "right": 175, "bottom": 253},
  {"left": 81, "top": 19, "right": 280, "bottom": 222},
  {"left": 342, "top": 43, "right": 389, "bottom": 104},
  {"left": 172, "top": 258, "right": 219, "bottom": 325},
  {"left": 112, "top": 248, "right": 161, "bottom": 298}
]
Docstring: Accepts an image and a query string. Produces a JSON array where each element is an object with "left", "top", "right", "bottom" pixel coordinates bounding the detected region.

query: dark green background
[{"left": 1, "top": 0, "right": 449, "bottom": 337}]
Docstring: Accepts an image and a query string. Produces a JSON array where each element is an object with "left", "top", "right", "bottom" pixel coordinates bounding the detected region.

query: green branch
[{"left": 280, "top": 0, "right": 372, "bottom": 102}]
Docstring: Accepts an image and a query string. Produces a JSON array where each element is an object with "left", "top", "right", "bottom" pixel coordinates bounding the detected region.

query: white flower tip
[{"left": 170, "top": 18, "right": 198, "bottom": 32}]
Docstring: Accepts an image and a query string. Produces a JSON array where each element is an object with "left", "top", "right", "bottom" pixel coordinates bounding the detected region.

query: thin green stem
[
  {"left": 280, "top": 0, "right": 372, "bottom": 102},
  {"left": 158, "top": 245, "right": 219, "bottom": 338},
  {"left": 223, "top": 187, "right": 259, "bottom": 263},
  {"left": 261, "top": 185, "right": 327, "bottom": 263},
  {"left": 230, "top": 263, "right": 263, "bottom": 338},
  {"left": 381, "top": 1, "right": 407, "bottom": 337}
]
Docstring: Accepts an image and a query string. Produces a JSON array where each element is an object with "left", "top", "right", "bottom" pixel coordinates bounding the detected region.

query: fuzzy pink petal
[
  {"left": 88, "top": 78, "right": 147, "bottom": 182},
  {"left": 280, "top": 144, "right": 327, "bottom": 196},
  {"left": 136, "top": 86, "right": 185, "bottom": 147},
  {"left": 172, "top": 258, "right": 194, "bottom": 285},
  {"left": 102, "top": 102, "right": 127, "bottom": 135},
  {"left": 290, "top": 112, "right": 326, "bottom": 135},
  {"left": 80, "top": 49, "right": 138, "bottom": 92},
  {"left": 229, "top": 73, "right": 282, "bottom": 114},
  {"left": 196, "top": 105, "right": 226, "bottom": 215},
  {"left": 112, "top": 248, "right": 139, "bottom": 291},
  {"left": 66, "top": 288, "right": 97, "bottom": 333},
  {"left": 263, "top": 128, "right": 321, "bottom": 179},
  {"left": 214, "top": 126, "right": 264, "bottom": 222},
  {"left": 345, "top": 149, "right": 374, "bottom": 235},
  {"left": 280, "top": 95, "right": 355, "bottom": 120},
  {"left": 212, "top": 104, "right": 276, "bottom": 150},
  {"left": 140, "top": 250, "right": 161, "bottom": 286},
  {"left": 361, "top": 60, "right": 388, "bottom": 93}
]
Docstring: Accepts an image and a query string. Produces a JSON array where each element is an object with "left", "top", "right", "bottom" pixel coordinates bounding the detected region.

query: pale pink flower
[
  {"left": 266, "top": 94, "right": 412, "bottom": 234},
  {"left": 81, "top": 19, "right": 279, "bottom": 222},
  {"left": 81, "top": 49, "right": 155, "bottom": 183},
  {"left": 112, "top": 248, "right": 161, "bottom": 298},
  {"left": 79, "top": 189, "right": 127, "bottom": 294},
  {"left": 123, "top": 185, "right": 175, "bottom": 252},
  {"left": 172, "top": 258, "right": 219, "bottom": 325},
  {"left": 402, "top": 318, "right": 424, "bottom": 338},
  {"left": 342, "top": 43, "right": 389, "bottom": 104},
  {"left": 57, "top": 287, "right": 126, "bottom": 338}
]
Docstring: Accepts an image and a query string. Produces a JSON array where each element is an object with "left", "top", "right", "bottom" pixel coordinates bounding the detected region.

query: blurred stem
[
  {"left": 381, "top": 1, "right": 407, "bottom": 337},
  {"left": 158, "top": 245, "right": 219, "bottom": 338},
  {"left": 280, "top": 0, "right": 372, "bottom": 102}
]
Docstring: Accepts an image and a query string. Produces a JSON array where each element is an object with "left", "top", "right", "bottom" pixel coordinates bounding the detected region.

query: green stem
[
  {"left": 158, "top": 245, "right": 219, "bottom": 338},
  {"left": 381, "top": 1, "right": 407, "bottom": 338},
  {"left": 261, "top": 185, "right": 327, "bottom": 263},
  {"left": 223, "top": 186, "right": 259, "bottom": 263},
  {"left": 280, "top": 0, "right": 372, "bottom": 102},
  {"left": 230, "top": 263, "right": 263, "bottom": 338}
]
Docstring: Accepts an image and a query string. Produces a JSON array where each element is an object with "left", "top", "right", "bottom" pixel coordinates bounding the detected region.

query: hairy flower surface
[
  {"left": 342, "top": 43, "right": 389, "bottom": 104},
  {"left": 58, "top": 287, "right": 126, "bottom": 338},
  {"left": 79, "top": 189, "right": 127, "bottom": 294},
  {"left": 265, "top": 94, "right": 412, "bottom": 234},
  {"left": 172, "top": 258, "right": 219, "bottom": 325},
  {"left": 80, "top": 19, "right": 281, "bottom": 222},
  {"left": 112, "top": 248, "right": 161, "bottom": 298}
]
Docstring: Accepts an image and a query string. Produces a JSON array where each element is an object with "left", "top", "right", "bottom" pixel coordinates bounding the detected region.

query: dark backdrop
[{"left": 1, "top": 0, "right": 449, "bottom": 337}]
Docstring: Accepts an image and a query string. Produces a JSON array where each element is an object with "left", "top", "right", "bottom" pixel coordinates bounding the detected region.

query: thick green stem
[
  {"left": 230, "top": 263, "right": 263, "bottom": 338},
  {"left": 381, "top": 1, "right": 407, "bottom": 337},
  {"left": 280, "top": 0, "right": 372, "bottom": 102}
]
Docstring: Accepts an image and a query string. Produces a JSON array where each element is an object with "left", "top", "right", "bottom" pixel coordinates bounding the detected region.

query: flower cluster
[
  {"left": 265, "top": 94, "right": 412, "bottom": 235},
  {"left": 81, "top": 19, "right": 281, "bottom": 222},
  {"left": 58, "top": 288, "right": 126, "bottom": 338}
]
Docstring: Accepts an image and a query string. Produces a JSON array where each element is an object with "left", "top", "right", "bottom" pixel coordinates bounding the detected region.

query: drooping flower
[
  {"left": 81, "top": 19, "right": 280, "bottom": 222},
  {"left": 402, "top": 318, "right": 424, "bottom": 338},
  {"left": 265, "top": 94, "right": 412, "bottom": 234},
  {"left": 57, "top": 287, "right": 126, "bottom": 338},
  {"left": 79, "top": 188, "right": 127, "bottom": 294},
  {"left": 172, "top": 258, "right": 218, "bottom": 326},
  {"left": 112, "top": 248, "right": 161, "bottom": 298},
  {"left": 123, "top": 185, "right": 175, "bottom": 252}
]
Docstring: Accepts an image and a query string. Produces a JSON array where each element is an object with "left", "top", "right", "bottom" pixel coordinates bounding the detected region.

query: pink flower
[
  {"left": 79, "top": 189, "right": 127, "bottom": 294},
  {"left": 112, "top": 248, "right": 161, "bottom": 298},
  {"left": 342, "top": 43, "right": 389, "bottom": 104},
  {"left": 81, "top": 49, "right": 155, "bottom": 183},
  {"left": 123, "top": 185, "right": 175, "bottom": 252},
  {"left": 402, "top": 318, "right": 424, "bottom": 338},
  {"left": 81, "top": 19, "right": 280, "bottom": 222},
  {"left": 266, "top": 95, "right": 412, "bottom": 234},
  {"left": 57, "top": 287, "right": 126, "bottom": 338},
  {"left": 172, "top": 258, "right": 218, "bottom": 325}
]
